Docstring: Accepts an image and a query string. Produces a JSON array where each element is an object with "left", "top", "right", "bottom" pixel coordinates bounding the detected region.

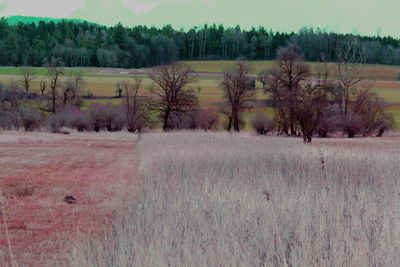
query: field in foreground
[
  {"left": 64, "top": 132, "right": 400, "bottom": 266},
  {"left": 0, "top": 132, "right": 139, "bottom": 265}
]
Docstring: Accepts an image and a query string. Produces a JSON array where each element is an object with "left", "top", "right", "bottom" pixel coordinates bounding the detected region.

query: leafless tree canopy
[
  {"left": 221, "top": 62, "right": 256, "bottom": 132},
  {"left": 0, "top": 81, "right": 25, "bottom": 129},
  {"left": 266, "top": 44, "right": 310, "bottom": 135},
  {"left": 18, "top": 68, "right": 36, "bottom": 93},
  {"left": 334, "top": 38, "right": 370, "bottom": 118},
  {"left": 40, "top": 65, "right": 64, "bottom": 114},
  {"left": 258, "top": 68, "right": 272, "bottom": 89},
  {"left": 121, "top": 77, "right": 148, "bottom": 132},
  {"left": 295, "top": 84, "right": 326, "bottom": 142},
  {"left": 149, "top": 62, "right": 198, "bottom": 131},
  {"left": 262, "top": 42, "right": 393, "bottom": 142},
  {"left": 40, "top": 80, "right": 47, "bottom": 96},
  {"left": 61, "top": 70, "right": 85, "bottom": 110}
]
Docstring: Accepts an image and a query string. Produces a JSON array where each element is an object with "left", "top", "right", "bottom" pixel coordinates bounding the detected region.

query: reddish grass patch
[{"left": 0, "top": 132, "right": 139, "bottom": 265}]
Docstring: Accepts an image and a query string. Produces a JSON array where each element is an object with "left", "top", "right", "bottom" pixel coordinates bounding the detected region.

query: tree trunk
[
  {"left": 377, "top": 127, "right": 385, "bottom": 137},
  {"left": 52, "top": 88, "right": 56, "bottom": 114},
  {"left": 303, "top": 134, "right": 312, "bottom": 143},
  {"left": 227, "top": 116, "right": 232, "bottom": 132},
  {"left": 347, "top": 131, "right": 355, "bottom": 138},
  {"left": 233, "top": 116, "right": 240, "bottom": 132},
  {"left": 163, "top": 108, "right": 171, "bottom": 132}
]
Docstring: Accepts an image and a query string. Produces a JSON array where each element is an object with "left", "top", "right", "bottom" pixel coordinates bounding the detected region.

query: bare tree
[
  {"left": 41, "top": 64, "right": 63, "bottom": 114},
  {"left": 267, "top": 44, "right": 310, "bottom": 135},
  {"left": 115, "top": 81, "right": 123, "bottom": 98},
  {"left": 221, "top": 62, "right": 256, "bottom": 132},
  {"left": 295, "top": 84, "right": 325, "bottom": 143},
  {"left": 351, "top": 89, "right": 393, "bottom": 137},
  {"left": 40, "top": 80, "right": 47, "bottom": 96},
  {"left": 19, "top": 68, "right": 36, "bottom": 93},
  {"left": 149, "top": 62, "right": 198, "bottom": 131},
  {"left": 121, "top": 77, "right": 147, "bottom": 132},
  {"left": 258, "top": 68, "right": 271, "bottom": 89},
  {"left": 0, "top": 81, "right": 26, "bottom": 129},
  {"left": 334, "top": 38, "right": 369, "bottom": 117},
  {"left": 61, "top": 70, "right": 85, "bottom": 110},
  {"left": 333, "top": 38, "right": 393, "bottom": 138}
]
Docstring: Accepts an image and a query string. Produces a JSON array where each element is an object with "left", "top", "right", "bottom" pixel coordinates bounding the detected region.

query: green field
[
  {"left": 182, "top": 60, "right": 400, "bottom": 81},
  {"left": 1, "top": 61, "right": 400, "bottom": 129}
]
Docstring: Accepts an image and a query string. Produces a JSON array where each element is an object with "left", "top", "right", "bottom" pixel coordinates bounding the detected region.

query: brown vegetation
[
  {"left": 221, "top": 62, "right": 256, "bottom": 132},
  {"left": 149, "top": 62, "right": 199, "bottom": 131}
]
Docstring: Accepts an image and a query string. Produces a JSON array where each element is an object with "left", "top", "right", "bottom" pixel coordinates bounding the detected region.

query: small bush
[
  {"left": 50, "top": 110, "right": 74, "bottom": 132},
  {"left": 89, "top": 103, "right": 125, "bottom": 132},
  {"left": 167, "top": 112, "right": 197, "bottom": 130},
  {"left": 375, "top": 113, "right": 394, "bottom": 137},
  {"left": 20, "top": 107, "right": 42, "bottom": 132},
  {"left": 0, "top": 111, "right": 14, "bottom": 130},
  {"left": 71, "top": 112, "right": 90, "bottom": 132},
  {"left": 340, "top": 112, "right": 364, "bottom": 138},
  {"left": 196, "top": 108, "right": 219, "bottom": 131},
  {"left": 316, "top": 105, "right": 341, "bottom": 137},
  {"left": 252, "top": 113, "right": 276, "bottom": 135}
]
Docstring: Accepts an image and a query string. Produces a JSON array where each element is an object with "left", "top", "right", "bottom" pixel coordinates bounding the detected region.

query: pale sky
[{"left": 0, "top": 0, "right": 398, "bottom": 37}]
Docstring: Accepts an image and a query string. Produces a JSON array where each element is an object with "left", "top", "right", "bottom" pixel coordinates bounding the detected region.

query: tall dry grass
[{"left": 69, "top": 132, "right": 400, "bottom": 266}]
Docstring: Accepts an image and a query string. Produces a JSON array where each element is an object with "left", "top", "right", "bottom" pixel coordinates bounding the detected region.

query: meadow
[
  {"left": 59, "top": 132, "right": 400, "bottom": 266},
  {"left": 0, "top": 131, "right": 139, "bottom": 265},
  {"left": 2, "top": 130, "right": 400, "bottom": 265}
]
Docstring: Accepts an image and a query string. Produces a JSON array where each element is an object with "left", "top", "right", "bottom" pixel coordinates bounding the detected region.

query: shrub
[
  {"left": 0, "top": 111, "right": 13, "bottom": 130},
  {"left": 89, "top": 103, "right": 125, "bottom": 132},
  {"left": 126, "top": 105, "right": 148, "bottom": 132},
  {"left": 20, "top": 107, "right": 42, "bottom": 132},
  {"left": 71, "top": 111, "right": 90, "bottom": 132},
  {"left": 50, "top": 110, "right": 74, "bottom": 132},
  {"left": 340, "top": 112, "right": 364, "bottom": 138},
  {"left": 316, "top": 105, "right": 341, "bottom": 137},
  {"left": 167, "top": 111, "right": 197, "bottom": 130},
  {"left": 196, "top": 108, "right": 219, "bottom": 131},
  {"left": 375, "top": 113, "right": 394, "bottom": 137},
  {"left": 252, "top": 113, "right": 276, "bottom": 135}
]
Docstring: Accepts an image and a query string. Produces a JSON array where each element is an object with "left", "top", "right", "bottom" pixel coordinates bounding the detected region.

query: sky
[{"left": 0, "top": 0, "right": 399, "bottom": 37}]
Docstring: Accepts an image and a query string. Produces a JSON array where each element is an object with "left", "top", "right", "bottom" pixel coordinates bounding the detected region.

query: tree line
[
  {"left": 0, "top": 41, "right": 394, "bottom": 142},
  {"left": 2, "top": 18, "right": 400, "bottom": 68}
]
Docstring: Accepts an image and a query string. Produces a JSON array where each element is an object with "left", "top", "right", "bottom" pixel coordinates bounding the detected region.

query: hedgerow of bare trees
[
  {"left": 261, "top": 41, "right": 393, "bottom": 142},
  {"left": 331, "top": 39, "right": 393, "bottom": 138},
  {"left": 0, "top": 42, "right": 394, "bottom": 139},
  {"left": 149, "top": 62, "right": 199, "bottom": 131},
  {"left": 221, "top": 62, "right": 256, "bottom": 132}
]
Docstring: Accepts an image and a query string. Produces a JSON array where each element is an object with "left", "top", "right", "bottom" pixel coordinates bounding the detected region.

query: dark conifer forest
[{"left": 1, "top": 16, "right": 400, "bottom": 68}]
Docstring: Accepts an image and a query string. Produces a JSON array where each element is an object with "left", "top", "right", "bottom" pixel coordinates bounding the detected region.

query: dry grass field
[
  {"left": 1, "top": 131, "right": 400, "bottom": 265},
  {"left": 0, "top": 132, "right": 139, "bottom": 266},
  {"left": 63, "top": 132, "right": 400, "bottom": 267}
]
